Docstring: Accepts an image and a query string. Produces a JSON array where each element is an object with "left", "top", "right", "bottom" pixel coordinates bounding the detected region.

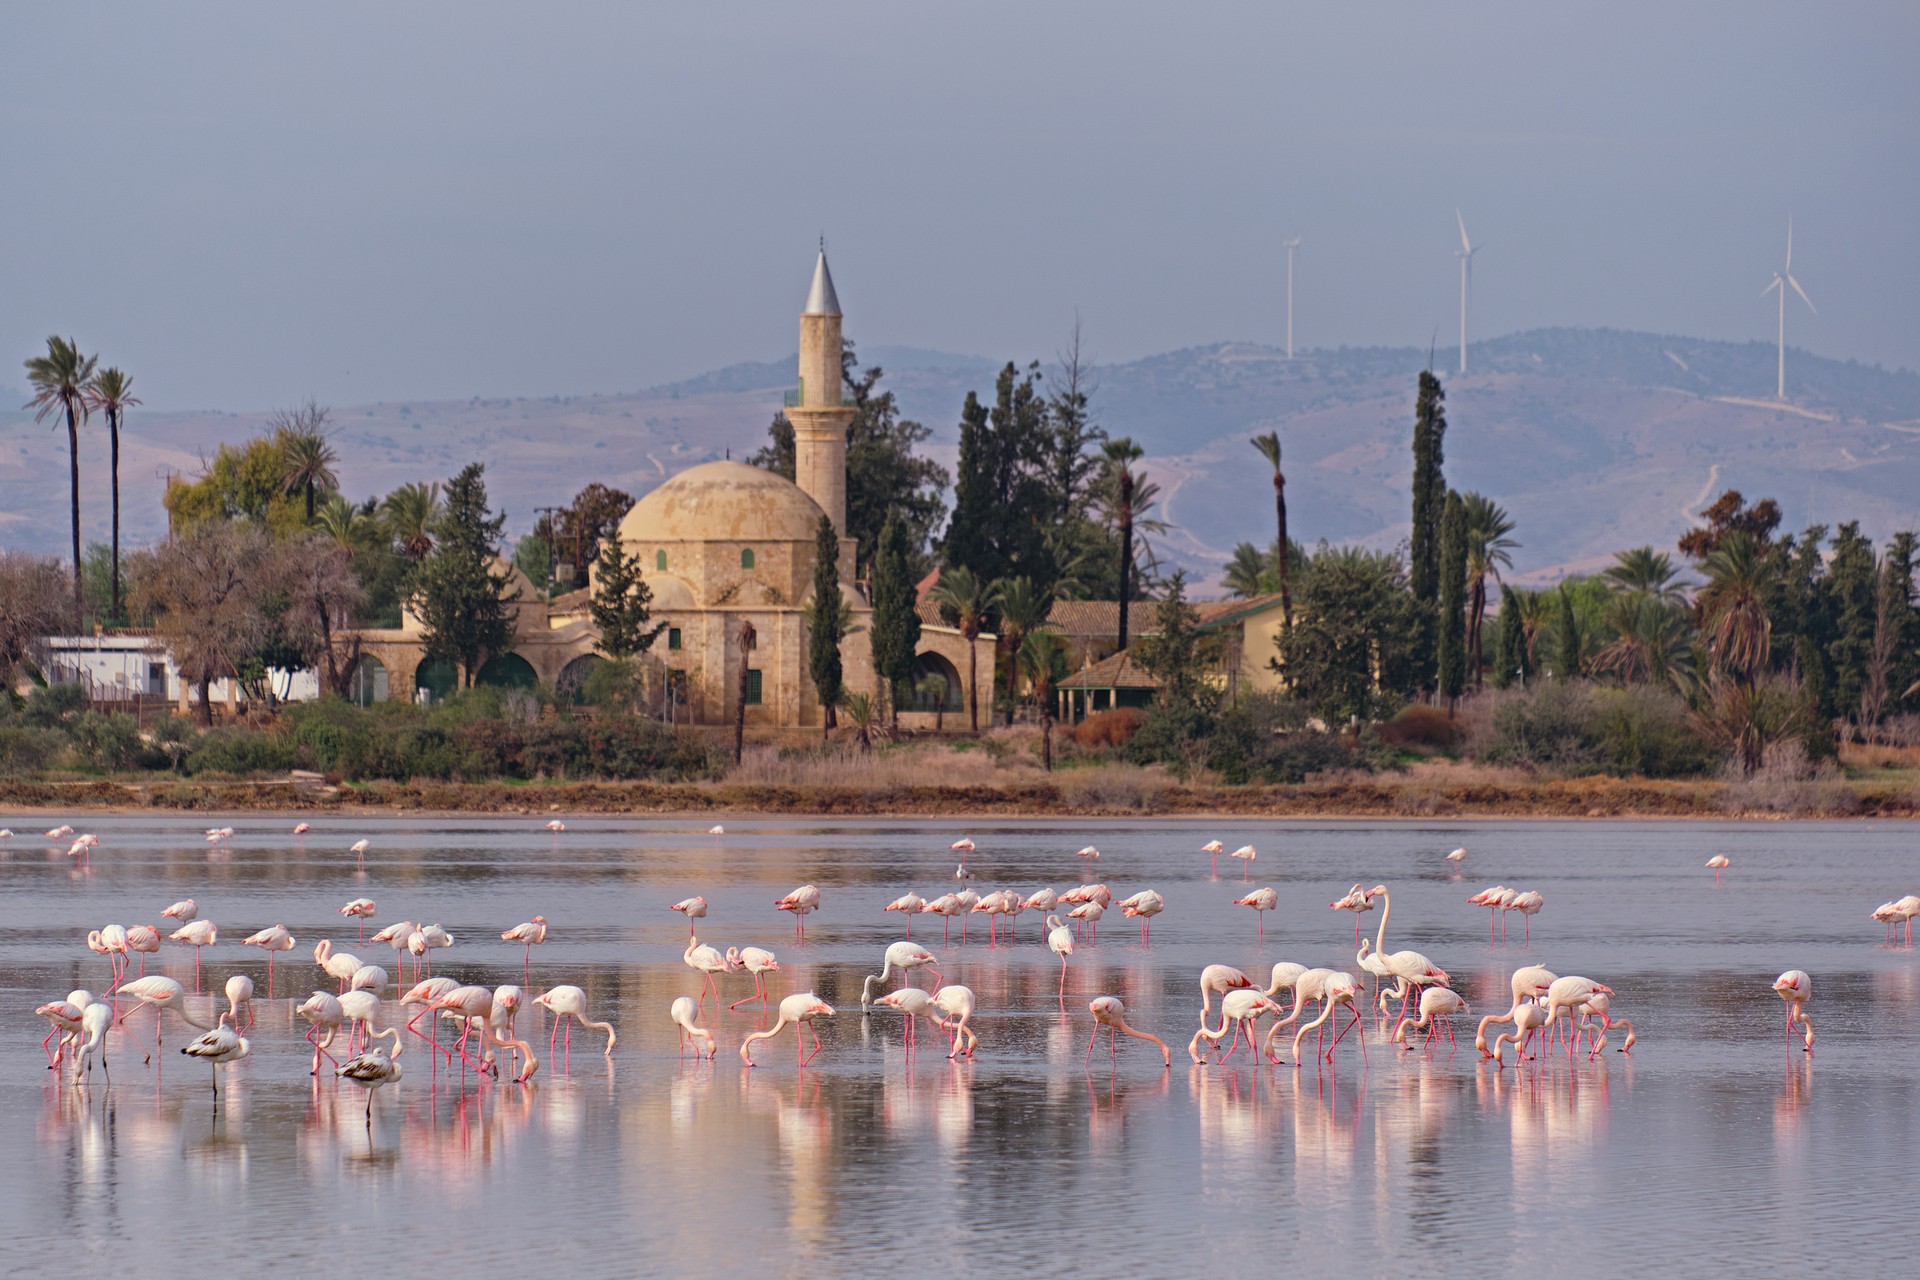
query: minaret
[{"left": 790, "top": 248, "right": 854, "bottom": 534}]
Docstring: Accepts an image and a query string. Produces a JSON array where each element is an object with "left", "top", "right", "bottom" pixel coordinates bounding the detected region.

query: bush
[
  {"left": 1378, "top": 704, "right": 1462, "bottom": 751},
  {"left": 184, "top": 728, "right": 300, "bottom": 777},
  {"left": 1591, "top": 686, "right": 1721, "bottom": 778},
  {"left": 21, "top": 683, "right": 86, "bottom": 729},
  {"left": 1070, "top": 708, "right": 1143, "bottom": 748},
  {"left": 1720, "top": 744, "right": 1861, "bottom": 815},
  {"left": 0, "top": 725, "right": 68, "bottom": 775},
  {"left": 1471, "top": 681, "right": 1603, "bottom": 773},
  {"left": 69, "top": 712, "right": 151, "bottom": 771},
  {"left": 1206, "top": 692, "right": 1362, "bottom": 784}
]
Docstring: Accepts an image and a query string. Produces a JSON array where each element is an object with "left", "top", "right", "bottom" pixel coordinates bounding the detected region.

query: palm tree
[
  {"left": 1461, "top": 492, "right": 1518, "bottom": 689},
  {"left": 1696, "top": 532, "right": 1775, "bottom": 684},
  {"left": 1593, "top": 594, "right": 1698, "bottom": 695},
  {"left": 1250, "top": 432, "right": 1292, "bottom": 627},
  {"left": 1099, "top": 439, "right": 1151, "bottom": 650},
  {"left": 1603, "top": 547, "right": 1688, "bottom": 604},
  {"left": 994, "top": 575, "right": 1052, "bottom": 726},
  {"left": 1223, "top": 541, "right": 1272, "bottom": 598},
  {"left": 382, "top": 482, "right": 440, "bottom": 561},
  {"left": 733, "top": 619, "right": 757, "bottom": 765},
  {"left": 25, "top": 336, "right": 99, "bottom": 629},
  {"left": 1020, "top": 630, "right": 1069, "bottom": 771},
  {"left": 931, "top": 566, "right": 1002, "bottom": 732},
  {"left": 839, "top": 691, "right": 885, "bottom": 753},
  {"left": 279, "top": 426, "right": 339, "bottom": 522},
  {"left": 1512, "top": 587, "right": 1550, "bottom": 666},
  {"left": 315, "top": 493, "right": 376, "bottom": 555},
  {"left": 85, "top": 367, "right": 140, "bottom": 623}
]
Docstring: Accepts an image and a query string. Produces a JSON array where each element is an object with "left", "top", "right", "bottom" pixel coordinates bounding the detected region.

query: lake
[{"left": 1, "top": 814, "right": 1914, "bottom": 1275}]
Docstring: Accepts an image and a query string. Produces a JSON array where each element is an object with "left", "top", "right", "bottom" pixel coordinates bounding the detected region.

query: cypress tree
[
  {"left": 1554, "top": 584, "right": 1581, "bottom": 679},
  {"left": 1886, "top": 531, "right": 1920, "bottom": 713},
  {"left": 409, "top": 462, "right": 516, "bottom": 687},
  {"left": 869, "top": 510, "right": 922, "bottom": 728},
  {"left": 1409, "top": 371, "right": 1447, "bottom": 692},
  {"left": 1494, "top": 589, "right": 1527, "bottom": 688},
  {"left": 1825, "top": 521, "right": 1877, "bottom": 720},
  {"left": 1437, "top": 489, "right": 1467, "bottom": 708},
  {"left": 805, "top": 516, "right": 846, "bottom": 736}
]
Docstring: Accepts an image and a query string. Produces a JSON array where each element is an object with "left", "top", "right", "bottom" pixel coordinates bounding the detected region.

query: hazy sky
[{"left": 5, "top": 2, "right": 1915, "bottom": 409}]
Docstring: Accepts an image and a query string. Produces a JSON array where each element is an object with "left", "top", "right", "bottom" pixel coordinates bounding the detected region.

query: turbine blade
[
  {"left": 1788, "top": 273, "right": 1816, "bottom": 314},
  {"left": 1762, "top": 277, "right": 1781, "bottom": 298},
  {"left": 1457, "top": 209, "right": 1472, "bottom": 253}
]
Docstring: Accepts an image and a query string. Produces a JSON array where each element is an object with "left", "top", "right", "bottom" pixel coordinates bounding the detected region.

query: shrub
[
  {"left": 185, "top": 728, "right": 300, "bottom": 777},
  {"left": 0, "top": 725, "right": 67, "bottom": 775},
  {"left": 1590, "top": 686, "right": 1720, "bottom": 778},
  {"left": 1378, "top": 704, "right": 1461, "bottom": 751},
  {"left": 1207, "top": 692, "right": 1362, "bottom": 784},
  {"left": 1471, "top": 681, "right": 1603, "bottom": 773},
  {"left": 1720, "top": 743, "right": 1861, "bottom": 815},
  {"left": 69, "top": 712, "right": 150, "bottom": 771},
  {"left": 21, "top": 683, "right": 86, "bottom": 729},
  {"left": 1070, "top": 708, "right": 1143, "bottom": 748}
]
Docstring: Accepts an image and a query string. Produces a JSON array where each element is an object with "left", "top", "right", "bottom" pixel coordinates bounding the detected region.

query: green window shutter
[
  {"left": 668, "top": 627, "right": 682, "bottom": 651},
  {"left": 745, "top": 669, "right": 763, "bottom": 705},
  {"left": 655, "top": 550, "right": 667, "bottom": 571}
]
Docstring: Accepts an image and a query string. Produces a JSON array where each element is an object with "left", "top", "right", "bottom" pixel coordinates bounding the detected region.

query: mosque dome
[{"left": 618, "top": 461, "right": 827, "bottom": 545}]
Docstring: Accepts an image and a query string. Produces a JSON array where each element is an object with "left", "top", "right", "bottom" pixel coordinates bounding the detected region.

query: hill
[{"left": 3, "top": 328, "right": 1917, "bottom": 588}]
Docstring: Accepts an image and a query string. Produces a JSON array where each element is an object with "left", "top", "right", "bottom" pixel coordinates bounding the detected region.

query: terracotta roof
[
  {"left": 1044, "top": 600, "right": 1162, "bottom": 639},
  {"left": 1056, "top": 648, "right": 1162, "bottom": 691},
  {"left": 1194, "top": 593, "right": 1286, "bottom": 629}
]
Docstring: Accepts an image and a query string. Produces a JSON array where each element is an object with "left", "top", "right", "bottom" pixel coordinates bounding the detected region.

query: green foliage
[
  {"left": 1276, "top": 544, "right": 1417, "bottom": 725},
  {"left": 1591, "top": 685, "right": 1722, "bottom": 778},
  {"left": 1474, "top": 680, "right": 1603, "bottom": 772},
  {"left": 535, "top": 482, "right": 634, "bottom": 588},
  {"left": 185, "top": 728, "right": 301, "bottom": 776},
  {"left": 1437, "top": 490, "right": 1467, "bottom": 702},
  {"left": 408, "top": 463, "right": 517, "bottom": 685},
  {"left": 513, "top": 534, "right": 552, "bottom": 595},
  {"left": 165, "top": 436, "right": 312, "bottom": 537},
  {"left": 868, "top": 510, "right": 922, "bottom": 725},
  {"left": 805, "top": 516, "right": 846, "bottom": 726},
  {"left": 1492, "top": 593, "right": 1527, "bottom": 688},
  {"left": 68, "top": 712, "right": 148, "bottom": 770},
  {"left": 590, "top": 533, "right": 664, "bottom": 660},
  {"left": 0, "top": 725, "right": 67, "bottom": 776},
  {"left": 1824, "top": 521, "right": 1876, "bottom": 719},
  {"left": 1409, "top": 370, "right": 1447, "bottom": 683},
  {"left": 1378, "top": 704, "right": 1463, "bottom": 750},
  {"left": 1471, "top": 681, "right": 1719, "bottom": 778},
  {"left": 943, "top": 363, "right": 1059, "bottom": 590},
  {"left": 21, "top": 682, "right": 88, "bottom": 728}
]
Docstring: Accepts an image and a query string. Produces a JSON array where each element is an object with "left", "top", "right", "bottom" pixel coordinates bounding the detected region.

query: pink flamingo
[
  {"left": 1117, "top": 889, "right": 1164, "bottom": 944},
  {"left": 740, "top": 992, "right": 834, "bottom": 1068},
  {"left": 1201, "top": 840, "right": 1225, "bottom": 877},
  {"left": 884, "top": 891, "right": 925, "bottom": 936},
  {"left": 242, "top": 924, "right": 296, "bottom": 996},
  {"left": 1198, "top": 963, "right": 1255, "bottom": 1023},
  {"left": 1087, "top": 996, "right": 1171, "bottom": 1067},
  {"left": 500, "top": 915, "right": 548, "bottom": 981},
  {"left": 774, "top": 884, "right": 821, "bottom": 940},
  {"left": 670, "top": 996, "right": 716, "bottom": 1058},
  {"left": 1330, "top": 883, "right": 1374, "bottom": 945},
  {"left": 1234, "top": 887, "right": 1279, "bottom": 940},
  {"left": 670, "top": 896, "right": 708, "bottom": 937},
  {"left": 1189, "top": 989, "right": 1283, "bottom": 1064},
  {"left": 1773, "top": 970, "right": 1814, "bottom": 1053},
  {"left": 726, "top": 946, "right": 781, "bottom": 1010}
]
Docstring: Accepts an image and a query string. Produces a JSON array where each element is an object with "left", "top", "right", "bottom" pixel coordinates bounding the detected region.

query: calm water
[{"left": 1, "top": 814, "right": 1915, "bottom": 1275}]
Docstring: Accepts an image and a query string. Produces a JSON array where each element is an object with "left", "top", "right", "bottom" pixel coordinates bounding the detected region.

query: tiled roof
[
  {"left": 1056, "top": 648, "right": 1162, "bottom": 691},
  {"left": 1044, "top": 600, "right": 1162, "bottom": 639}
]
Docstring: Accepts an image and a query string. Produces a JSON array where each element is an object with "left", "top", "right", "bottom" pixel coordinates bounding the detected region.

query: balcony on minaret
[{"left": 784, "top": 380, "right": 844, "bottom": 409}]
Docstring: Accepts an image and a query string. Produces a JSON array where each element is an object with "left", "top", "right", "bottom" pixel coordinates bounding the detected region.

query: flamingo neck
[{"left": 1373, "top": 891, "right": 1391, "bottom": 954}]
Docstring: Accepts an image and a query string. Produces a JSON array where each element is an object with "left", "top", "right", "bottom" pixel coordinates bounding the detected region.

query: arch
[
  {"left": 908, "top": 651, "right": 964, "bottom": 711},
  {"left": 475, "top": 652, "right": 539, "bottom": 691},
  {"left": 414, "top": 657, "right": 458, "bottom": 704},
  {"left": 740, "top": 547, "right": 756, "bottom": 570},
  {"left": 346, "top": 655, "right": 389, "bottom": 707},
  {"left": 655, "top": 549, "right": 667, "bottom": 572},
  {"left": 556, "top": 653, "right": 607, "bottom": 704}
]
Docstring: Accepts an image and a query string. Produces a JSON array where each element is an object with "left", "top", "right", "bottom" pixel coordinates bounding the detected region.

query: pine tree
[
  {"left": 408, "top": 463, "right": 517, "bottom": 687},
  {"left": 590, "top": 533, "right": 664, "bottom": 660},
  {"left": 805, "top": 515, "right": 846, "bottom": 736},
  {"left": 869, "top": 510, "right": 922, "bottom": 728},
  {"left": 1825, "top": 521, "right": 1877, "bottom": 721},
  {"left": 1409, "top": 371, "right": 1447, "bottom": 693},
  {"left": 1436, "top": 489, "right": 1467, "bottom": 709},
  {"left": 1494, "top": 590, "right": 1527, "bottom": 688},
  {"left": 1885, "top": 531, "right": 1920, "bottom": 713}
]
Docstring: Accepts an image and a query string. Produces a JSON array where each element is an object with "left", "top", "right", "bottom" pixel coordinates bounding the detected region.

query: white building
[{"left": 36, "top": 633, "right": 318, "bottom": 710}]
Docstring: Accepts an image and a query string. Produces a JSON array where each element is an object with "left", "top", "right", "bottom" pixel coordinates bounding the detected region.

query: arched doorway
[
  {"left": 475, "top": 652, "right": 539, "bottom": 691},
  {"left": 347, "top": 655, "right": 389, "bottom": 707},
  {"left": 414, "top": 657, "right": 458, "bottom": 704},
  {"left": 907, "top": 652, "right": 964, "bottom": 711},
  {"left": 556, "top": 653, "right": 606, "bottom": 704}
]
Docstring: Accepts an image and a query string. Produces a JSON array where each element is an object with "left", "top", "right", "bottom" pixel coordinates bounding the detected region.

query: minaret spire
[{"left": 790, "top": 246, "right": 853, "bottom": 532}]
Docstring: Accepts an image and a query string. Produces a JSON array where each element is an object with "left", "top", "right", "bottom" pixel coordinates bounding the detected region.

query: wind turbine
[
  {"left": 1455, "top": 209, "right": 1482, "bottom": 375},
  {"left": 1762, "top": 216, "right": 1816, "bottom": 401},
  {"left": 1283, "top": 237, "right": 1301, "bottom": 359}
]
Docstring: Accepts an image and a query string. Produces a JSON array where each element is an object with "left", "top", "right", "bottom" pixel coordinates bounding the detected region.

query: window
[
  {"left": 655, "top": 550, "right": 667, "bottom": 572},
  {"left": 745, "top": 669, "right": 763, "bottom": 705},
  {"left": 668, "top": 627, "right": 682, "bottom": 651},
  {"left": 740, "top": 548, "right": 756, "bottom": 570}
]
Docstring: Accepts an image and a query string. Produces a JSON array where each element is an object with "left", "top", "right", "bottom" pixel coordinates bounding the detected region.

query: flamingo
[
  {"left": 371, "top": 921, "right": 420, "bottom": 980},
  {"left": 338, "top": 898, "right": 376, "bottom": 940},
  {"left": 180, "top": 1014, "right": 250, "bottom": 1096},
  {"left": 884, "top": 891, "right": 925, "bottom": 936},
  {"left": 1466, "top": 885, "right": 1510, "bottom": 941},
  {"left": 1059, "top": 883, "right": 1112, "bottom": 908},
  {"left": 1329, "top": 883, "right": 1375, "bottom": 944},
  {"left": 1021, "top": 887, "right": 1059, "bottom": 916},
  {"left": 429, "top": 985, "right": 500, "bottom": 1072},
  {"left": 774, "top": 884, "right": 822, "bottom": 940},
  {"left": 97, "top": 924, "right": 130, "bottom": 990},
  {"left": 1199, "top": 964, "right": 1255, "bottom": 1023},
  {"left": 1201, "top": 839, "right": 1225, "bottom": 877},
  {"left": 670, "top": 996, "right": 716, "bottom": 1057},
  {"left": 117, "top": 976, "right": 215, "bottom": 1056},
  {"left": 1229, "top": 845, "right": 1257, "bottom": 879},
  {"left": 1190, "top": 989, "right": 1283, "bottom": 1064},
  {"left": 920, "top": 893, "right": 965, "bottom": 944},
  {"left": 740, "top": 992, "right": 835, "bottom": 1067},
  {"left": 398, "top": 977, "right": 460, "bottom": 1055},
  {"left": 1393, "top": 986, "right": 1470, "bottom": 1049},
  {"left": 298, "top": 991, "right": 346, "bottom": 1072},
  {"left": 74, "top": 1003, "right": 113, "bottom": 1084},
  {"left": 1541, "top": 976, "right": 1613, "bottom": 1057},
  {"left": 544, "top": 819, "right": 566, "bottom": 832},
  {"left": 490, "top": 984, "right": 525, "bottom": 1046},
  {"left": 337, "top": 1033, "right": 404, "bottom": 1123},
  {"left": 224, "top": 974, "right": 255, "bottom": 1029},
  {"left": 971, "top": 889, "right": 1019, "bottom": 942},
  {"left": 1475, "top": 965, "right": 1557, "bottom": 1055},
  {"left": 951, "top": 888, "right": 981, "bottom": 940},
  {"left": 349, "top": 965, "right": 389, "bottom": 994},
  {"left": 47, "top": 824, "right": 75, "bottom": 839},
  {"left": 1076, "top": 845, "right": 1101, "bottom": 861},
  {"left": 1892, "top": 895, "right": 1920, "bottom": 947},
  {"left": 1263, "top": 961, "right": 1309, "bottom": 1003},
  {"left": 338, "top": 990, "right": 383, "bottom": 1054},
  {"left": 1447, "top": 847, "right": 1467, "bottom": 862},
  {"left": 726, "top": 946, "right": 782, "bottom": 1010},
  {"left": 860, "top": 940, "right": 941, "bottom": 1007},
  {"left": 124, "top": 925, "right": 161, "bottom": 979},
  {"left": 932, "top": 984, "right": 978, "bottom": 1058},
  {"left": 36, "top": 995, "right": 90, "bottom": 1068},
  {"left": 873, "top": 987, "right": 943, "bottom": 1056},
  {"left": 500, "top": 915, "right": 548, "bottom": 980},
  {"left": 313, "top": 940, "right": 365, "bottom": 992},
  {"left": 417, "top": 923, "right": 454, "bottom": 958},
  {"left": 1290, "top": 972, "right": 1366, "bottom": 1066},
  {"left": 292, "top": 822, "right": 311, "bottom": 837},
  {"left": 1066, "top": 898, "right": 1104, "bottom": 940},
  {"left": 1507, "top": 891, "right": 1544, "bottom": 943},
  {"left": 950, "top": 835, "right": 976, "bottom": 862},
  {"left": 670, "top": 897, "right": 708, "bottom": 936},
  {"left": 0, "top": 828, "right": 10, "bottom": 838},
  {"left": 1087, "top": 996, "right": 1171, "bottom": 1068},
  {"left": 1872, "top": 901, "right": 1903, "bottom": 944},
  {"left": 349, "top": 838, "right": 371, "bottom": 869},
  {"left": 1362, "top": 884, "right": 1451, "bottom": 1015},
  {"left": 242, "top": 925, "right": 296, "bottom": 995},
  {"left": 1492, "top": 1002, "right": 1548, "bottom": 1066},
  {"left": 1581, "top": 991, "right": 1638, "bottom": 1057},
  {"left": 168, "top": 919, "right": 217, "bottom": 990},
  {"left": 1262, "top": 967, "right": 1340, "bottom": 1060},
  {"left": 685, "top": 937, "right": 732, "bottom": 1007},
  {"left": 1706, "top": 854, "right": 1729, "bottom": 884},
  {"left": 1234, "top": 887, "right": 1279, "bottom": 940},
  {"left": 161, "top": 899, "right": 197, "bottom": 921},
  {"left": 1117, "top": 889, "right": 1165, "bottom": 943},
  {"left": 1773, "top": 970, "right": 1814, "bottom": 1053},
  {"left": 1047, "top": 914, "right": 1075, "bottom": 998}
]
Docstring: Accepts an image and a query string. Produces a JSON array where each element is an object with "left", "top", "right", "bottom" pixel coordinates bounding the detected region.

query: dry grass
[{"left": 727, "top": 743, "right": 1042, "bottom": 792}]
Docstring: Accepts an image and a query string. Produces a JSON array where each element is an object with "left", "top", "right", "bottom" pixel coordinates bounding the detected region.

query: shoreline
[{"left": 3, "top": 776, "right": 1914, "bottom": 821}]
